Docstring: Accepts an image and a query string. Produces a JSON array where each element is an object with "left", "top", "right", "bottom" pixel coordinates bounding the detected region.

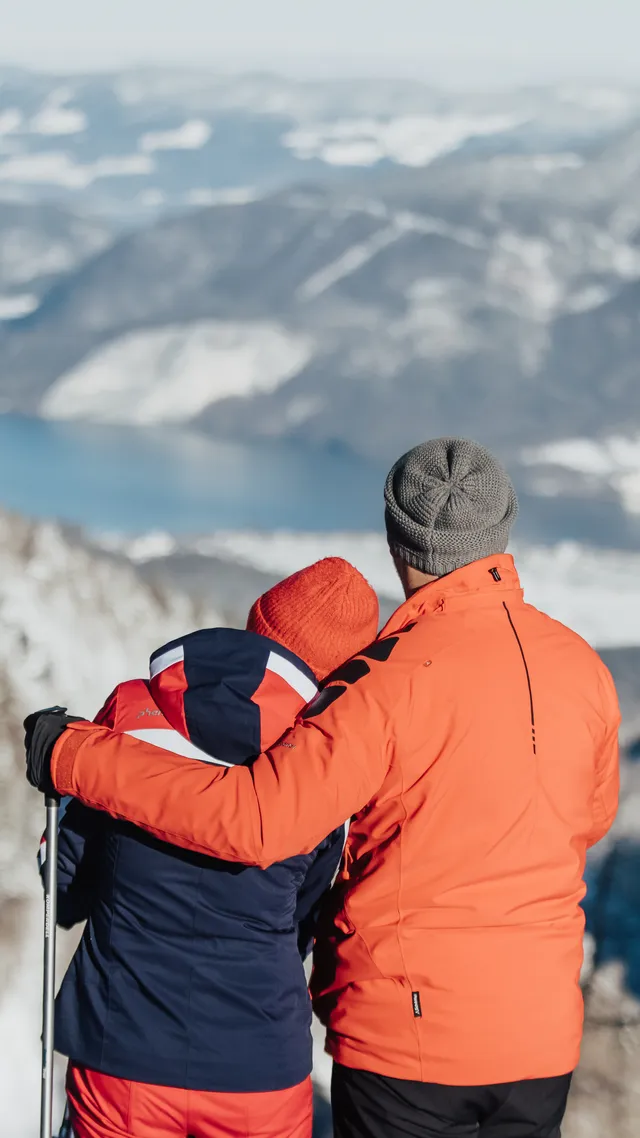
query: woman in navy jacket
[{"left": 41, "top": 558, "right": 379, "bottom": 1138}]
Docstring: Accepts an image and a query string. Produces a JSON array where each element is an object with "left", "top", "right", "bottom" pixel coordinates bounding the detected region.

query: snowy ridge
[
  {"left": 0, "top": 202, "right": 112, "bottom": 291},
  {"left": 0, "top": 151, "right": 154, "bottom": 190},
  {"left": 8, "top": 171, "right": 640, "bottom": 483},
  {"left": 0, "top": 292, "right": 39, "bottom": 319},
  {"left": 1, "top": 68, "right": 639, "bottom": 222},
  {"left": 140, "top": 120, "right": 212, "bottom": 153},
  {"left": 298, "top": 225, "right": 401, "bottom": 300},
  {"left": 524, "top": 435, "right": 640, "bottom": 515},
  {"left": 0, "top": 509, "right": 221, "bottom": 1137},
  {"left": 283, "top": 111, "right": 522, "bottom": 168},
  {"left": 29, "top": 89, "right": 88, "bottom": 137},
  {"left": 97, "top": 528, "right": 640, "bottom": 652}
]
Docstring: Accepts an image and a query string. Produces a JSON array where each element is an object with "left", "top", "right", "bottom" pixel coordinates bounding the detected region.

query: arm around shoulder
[{"left": 51, "top": 657, "right": 397, "bottom": 867}]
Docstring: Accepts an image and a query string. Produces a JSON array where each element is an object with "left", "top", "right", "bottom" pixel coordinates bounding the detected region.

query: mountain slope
[
  {"left": 107, "top": 528, "right": 640, "bottom": 659},
  {"left": 2, "top": 119, "right": 640, "bottom": 468},
  {"left": 0, "top": 509, "right": 221, "bottom": 1136},
  {"left": 2, "top": 68, "right": 639, "bottom": 221},
  {"left": 0, "top": 201, "right": 112, "bottom": 324}
]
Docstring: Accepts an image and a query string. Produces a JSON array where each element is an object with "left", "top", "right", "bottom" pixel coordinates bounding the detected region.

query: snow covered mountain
[
  {"left": 0, "top": 200, "right": 112, "bottom": 324},
  {"left": 1, "top": 67, "right": 639, "bottom": 221},
  {"left": 2, "top": 123, "right": 640, "bottom": 548},
  {"left": 0, "top": 508, "right": 222, "bottom": 1136},
  {"left": 8, "top": 152, "right": 640, "bottom": 429},
  {"left": 1, "top": 71, "right": 640, "bottom": 549},
  {"left": 41, "top": 320, "right": 313, "bottom": 425}
]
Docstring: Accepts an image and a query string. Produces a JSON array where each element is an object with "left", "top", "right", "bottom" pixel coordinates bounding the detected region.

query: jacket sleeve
[
  {"left": 50, "top": 654, "right": 402, "bottom": 869},
  {"left": 295, "top": 826, "right": 347, "bottom": 960},
  {"left": 587, "top": 663, "right": 621, "bottom": 848},
  {"left": 38, "top": 687, "right": 118, "bottom": 928}
]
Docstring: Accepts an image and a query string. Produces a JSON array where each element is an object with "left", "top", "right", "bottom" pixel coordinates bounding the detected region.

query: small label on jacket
[{"left": 412, "top": 991, "right": 422, "bottom": 1018}]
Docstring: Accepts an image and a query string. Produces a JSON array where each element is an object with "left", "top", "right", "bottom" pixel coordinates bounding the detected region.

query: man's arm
[
  {"left": 50, "top": 653, "right": 402, "bottom": 868},
  {"left": 587, "top": 663, "right": 621, "bottom": 848}
]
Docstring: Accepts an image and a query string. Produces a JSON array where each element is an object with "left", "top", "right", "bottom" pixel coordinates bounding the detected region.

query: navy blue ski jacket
[{"left": 40, "top": 628, "right": 345, "bottom": 1092}]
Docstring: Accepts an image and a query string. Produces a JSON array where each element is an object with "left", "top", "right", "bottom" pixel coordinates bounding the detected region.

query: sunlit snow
[
  {"left": 140, "top": 120, "right": 212, "bottom": 153},
  {"left": 99, "top": 529, "right": 640, "bottom": 652},
  {"left": 284, "top": 113, "right": 521, "bottom": 168},
  {"left": 42, "top": 321, "right": 313, "bottom": 425}
]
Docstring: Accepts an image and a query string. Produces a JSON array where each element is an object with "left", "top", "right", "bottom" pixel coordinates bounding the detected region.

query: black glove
[{"left": 24, "top": 707, "right": 83, "bottom": 798}]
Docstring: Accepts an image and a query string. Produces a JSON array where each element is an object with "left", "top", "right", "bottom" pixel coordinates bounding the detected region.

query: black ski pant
[{"left": 331, "top": 1064, "right": 573, "bottom": 1138}]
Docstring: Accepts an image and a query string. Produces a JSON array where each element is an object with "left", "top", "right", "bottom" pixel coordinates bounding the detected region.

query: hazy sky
[{"left": 1, "top": 0, "right": 640, "bottom": 85}]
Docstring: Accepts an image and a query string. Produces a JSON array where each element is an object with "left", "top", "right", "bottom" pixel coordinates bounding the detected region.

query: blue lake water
[{"left": 0, "top": 415, "right": 385, "bottom": 533}]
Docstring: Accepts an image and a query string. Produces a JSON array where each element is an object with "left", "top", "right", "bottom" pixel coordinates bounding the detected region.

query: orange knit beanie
[{"left": 246, "top": 557, "right": 379, "bottom": 680}]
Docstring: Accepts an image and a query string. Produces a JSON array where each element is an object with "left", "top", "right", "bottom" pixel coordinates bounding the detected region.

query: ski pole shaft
[{"left": 40, "top": 795, "right": 59, "bottom": 1138}]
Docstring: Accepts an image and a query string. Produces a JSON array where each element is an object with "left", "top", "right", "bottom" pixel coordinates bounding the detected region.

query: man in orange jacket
[{"left": 27, "top": 439, "right": 620, "bottom": 1138}]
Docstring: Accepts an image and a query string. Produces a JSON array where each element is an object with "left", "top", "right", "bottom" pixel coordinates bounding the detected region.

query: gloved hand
[{"left": 24, "top": 707, "right": 83, "bottom": 798}]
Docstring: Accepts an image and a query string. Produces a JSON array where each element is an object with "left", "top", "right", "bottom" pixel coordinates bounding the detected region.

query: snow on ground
[
  {"left": 283, "top": 112, "right": 521, "bottom": 168},
  {"left": 31, "top": 104, "right": 87, "bottom": 136},
  {"left": 99, "top": 529, "right": 640, "bottom": 650},
  {"left": 30, "top": 89, "right": 88, "bottom": 136},
  {"left": 0, "top": 509, "right": 223, "bottom": 1137},
  {"left": 557, "top": 86, "right": 634, "bottom": 114},
  {"left": 297, "top": 207, "right": 489, "bottom": 303},
  {"left": 525, "top": 436, "right": 640, "bottom": 476},
  {"left": 528, "top": 154, "right": 584, "bottom": 173},
  {"left": 398, "top": 278, "right": 485, "bottom": 361},
  {"left": 524, "top": 436, "right": 640, "bottom": 514},
  {"left": 140, "top": 119, "right": 212, "bottom": 153},
  {"left": 41, "top": 321, "right": 313, "bottom": 425},
  {"left": 0, "top": 899, "right": 71, "bottom": 1133},
  {"left": 0, "top": 514, "right": 216, "bottom": 718},
  {"left": 184, "top": 186, "right": 258, "bottom": 207},
  {"left": 0, "top": 151, "right": 154, "bottom": 189},
  {"left": 487, "top": 231, "right": 563, "bottom": 320},
  {"left": 0, "top": 293, "right": 39, "bottom": 319},
  {"left": 0, "top": 109, "right": 22, "bottom": 135},
  {"left": 137, "top": 188, "right": 166, "bottom": 208},
  {"left": 298, "top": 225, "right": 401, "bottom": 300},
  {"left": 0, "top": 222, "right": 110, "bottom": 287}
]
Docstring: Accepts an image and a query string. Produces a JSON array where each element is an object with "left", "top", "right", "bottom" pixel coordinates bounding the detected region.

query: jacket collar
[{"left": 381, "top": 554, "right": 523, "bottom": 636}]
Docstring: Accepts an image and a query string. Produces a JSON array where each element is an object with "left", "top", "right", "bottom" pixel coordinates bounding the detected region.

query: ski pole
[{"left": 40, "top": 795, "right": 59, "bottom": 1138}]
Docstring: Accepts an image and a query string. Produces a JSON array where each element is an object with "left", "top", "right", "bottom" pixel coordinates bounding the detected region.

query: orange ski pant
[{"left": 66, "top": 1064, "right": 313, "bottom": 1138}]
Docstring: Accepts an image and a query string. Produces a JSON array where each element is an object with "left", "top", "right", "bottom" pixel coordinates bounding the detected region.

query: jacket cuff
[{"left": 51, "top": 725, "right": 89, "bottom": 796}]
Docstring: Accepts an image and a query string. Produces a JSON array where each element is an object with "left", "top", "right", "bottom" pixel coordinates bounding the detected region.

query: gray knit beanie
[{"left": 384, "top": 438, "right": 518, "bottom": 577}]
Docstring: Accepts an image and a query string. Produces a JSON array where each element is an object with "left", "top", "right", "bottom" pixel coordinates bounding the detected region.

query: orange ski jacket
[{"left": 52, "top": 554, "right": 620, "bottom": 1086}]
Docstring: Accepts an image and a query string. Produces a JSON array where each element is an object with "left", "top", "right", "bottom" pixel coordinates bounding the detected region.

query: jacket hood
[{"left": 149, "top": 627, "right": 318, "bottom": 765}]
